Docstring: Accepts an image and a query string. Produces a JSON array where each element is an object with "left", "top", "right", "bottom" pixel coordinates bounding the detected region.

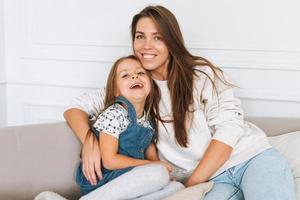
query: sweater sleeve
[
  {"left": 65, "top": 87, "right": 106, "bottom": 123},
  {"left": 201, "top": 71, "right": 245, "bottom": 148}
]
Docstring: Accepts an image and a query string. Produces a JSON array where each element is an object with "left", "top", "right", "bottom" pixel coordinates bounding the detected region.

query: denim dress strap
[{"left": 115, "top": 96, "right": 137, "bottom": 125}]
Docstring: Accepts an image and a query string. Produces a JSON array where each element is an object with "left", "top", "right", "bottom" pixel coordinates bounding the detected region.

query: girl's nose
[{"left": 131, "top": 74, "right": 138, "bottom": 79}]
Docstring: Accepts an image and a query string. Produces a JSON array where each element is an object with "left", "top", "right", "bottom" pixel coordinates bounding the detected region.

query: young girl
[{"left": 76, "top": 55, "right": 183, "bottom": 200}]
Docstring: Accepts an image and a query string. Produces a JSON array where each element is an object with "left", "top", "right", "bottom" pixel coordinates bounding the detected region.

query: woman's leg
[
  {"left": 204, "top": 183, "right": 244, "bottom": 200},
  {"left": 134, "top": 181, "right": 184, "bottom": 200},
  {"left": 240, "top": 148, "right": 296, "bottom": 200},
  {"left": 79, "top": 164, "right": 170, "bottom": 200}
]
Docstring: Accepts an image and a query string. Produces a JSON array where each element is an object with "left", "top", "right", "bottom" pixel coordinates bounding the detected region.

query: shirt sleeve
[
  {"left": 201, "top": 69, "right": 245, "bottom": 148},
  {"left": 65, "top": 87, "right": 106, "bottom": 123},
  {"left": 92, "top": 104, "right": 128, "bottom": 139}
]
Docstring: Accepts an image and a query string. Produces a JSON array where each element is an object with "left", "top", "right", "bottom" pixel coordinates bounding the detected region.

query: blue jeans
[{"left": 205, "top": 148, "right": 296, "bottom": 200}]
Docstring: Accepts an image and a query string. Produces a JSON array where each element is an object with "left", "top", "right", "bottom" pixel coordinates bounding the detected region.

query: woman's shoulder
[{"left": 193, "top": 65, "right": 221, "bottom": 80}]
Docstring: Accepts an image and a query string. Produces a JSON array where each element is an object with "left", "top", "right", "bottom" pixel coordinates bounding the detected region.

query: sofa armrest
[{"left": 0, "top": 122, "right": 82, "bottom": 200}]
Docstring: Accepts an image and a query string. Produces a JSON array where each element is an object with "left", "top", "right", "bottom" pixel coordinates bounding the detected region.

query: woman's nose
[{"left": 143, "top": 38, "right": 152, "bottom": 49}]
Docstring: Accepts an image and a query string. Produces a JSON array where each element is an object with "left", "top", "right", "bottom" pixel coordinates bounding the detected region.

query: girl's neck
[
  {"left": 133, "top": 102, "right": 145, "bottom": 119},
  {"left": 126, "top": 97, "right": 146, "bottom": 119}
]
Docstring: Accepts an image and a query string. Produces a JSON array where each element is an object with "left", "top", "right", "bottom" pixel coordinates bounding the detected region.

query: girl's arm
[
  {"left": 184, "top": 139, "right": 232, "bottom": 187},
  {"left": 145, "top": 143, "right": 159, "bottom": 161},
  {"left": 100, "top": 132, "right": 152, "bottom": 170},
  {"left": 100, "top": 133, "right": 173, "bottom": 172}
]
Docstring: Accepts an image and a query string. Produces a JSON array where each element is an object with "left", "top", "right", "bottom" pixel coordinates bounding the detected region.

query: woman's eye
[
  {"left": 154, "top": 36, "right": 162, "bottom": 41},
  {"left": 135, "top": 35, "right": 144, "bottom": 39}
]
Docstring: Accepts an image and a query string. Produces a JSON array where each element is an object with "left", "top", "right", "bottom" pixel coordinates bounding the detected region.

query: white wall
[
  {"left": 0, "top": 0, "right": 6, "bottom": 127},
  {"left": 2, "top": 0, "right": 300, "bottom": 126}
]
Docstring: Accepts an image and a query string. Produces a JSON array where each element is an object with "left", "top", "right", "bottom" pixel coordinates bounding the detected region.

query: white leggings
[{"left": 79, "top": 164, "right": 184, "bottom": 200}]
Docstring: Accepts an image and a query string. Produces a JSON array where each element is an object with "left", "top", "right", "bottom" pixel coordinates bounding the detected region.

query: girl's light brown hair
[
  {"left": 131, "top": 5, "right": 232, "bottom": 147},
  {"left": 104, "top": 55, "right": 160, "bottom": 139}
]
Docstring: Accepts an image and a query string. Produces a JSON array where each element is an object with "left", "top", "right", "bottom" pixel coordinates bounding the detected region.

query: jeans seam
[{"left": 228, "top": 188, "right": 240, "bottom": 200}]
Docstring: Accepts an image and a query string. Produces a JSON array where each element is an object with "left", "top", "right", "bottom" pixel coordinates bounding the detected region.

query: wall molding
[
  {"left": 32, "top": 41, "right": 300, "bottom": 54},
  {"left": 23, "top": 101, "right": 66, "bottom": 124},
  {"left": 7, "top": 81, "right": 101, "bottom": 90},
  {"left": 6, "top": 81, "right": 300, "bottom": 103},
  {"left": 20, "top": 52, "right": 300, "bottom": 72},
  {"left": 237, "top": 90, "right": 300, "bottom": 103}
]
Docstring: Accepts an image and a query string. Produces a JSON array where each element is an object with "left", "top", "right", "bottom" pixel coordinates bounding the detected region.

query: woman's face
[
  {"left": 133, "top": 17, "right": 169, "bottom": 80},
  {"left": 114, "top": 58, "right": 151, "bottom": 103}
]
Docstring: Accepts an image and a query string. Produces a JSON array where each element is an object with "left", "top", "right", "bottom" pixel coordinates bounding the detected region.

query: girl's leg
[
  {"left": 134, "top": 181, "right": 184, "bottom": 200},
  {"left": 240, "top": 148, "right": 296, "bottom": 200},
  {"left": 79, "top": 164, "right": 170, "bottom": 200}
]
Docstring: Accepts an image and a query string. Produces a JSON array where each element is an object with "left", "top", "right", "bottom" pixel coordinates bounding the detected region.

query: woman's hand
[
  {"left": 82, "top": 129, "right": 103, "bottom": 185},
  {"left": 184, "top": 176, "right": 200, "bottom": 187}
]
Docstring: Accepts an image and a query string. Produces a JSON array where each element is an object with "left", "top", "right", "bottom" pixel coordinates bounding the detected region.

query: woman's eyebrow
[
  {"left": 135, "top": 31, "right": 144, "bottom": 35},
  {"left": 136, "top": 31, "right": 160, "bottom": 35}
]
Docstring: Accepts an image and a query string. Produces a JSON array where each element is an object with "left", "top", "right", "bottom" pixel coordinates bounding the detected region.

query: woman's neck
[{"left": 151, "top": 63, "right": 168, "bottom": 80}]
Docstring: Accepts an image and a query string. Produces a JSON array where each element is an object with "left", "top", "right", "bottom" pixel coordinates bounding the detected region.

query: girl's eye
[
  {"left": 138, "top": 71, "right": 146, "bottom": 75},
  {"left": 121, "top": 74, "right": 129, "bottom": 78}
]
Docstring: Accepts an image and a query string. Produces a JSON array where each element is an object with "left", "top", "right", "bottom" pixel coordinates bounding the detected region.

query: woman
[{"left": 64, "top": 5, "right": 295, "bottom": 200}]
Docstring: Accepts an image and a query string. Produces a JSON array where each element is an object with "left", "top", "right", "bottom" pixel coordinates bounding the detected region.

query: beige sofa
[{"left": 1, "top": 118, "right": 300, "bottom": 200}]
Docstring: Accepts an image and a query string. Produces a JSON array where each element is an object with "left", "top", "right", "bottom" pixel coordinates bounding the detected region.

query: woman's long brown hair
[
  {"left": 131, "top": 6, "right": 231, "bottom": 147},
  {"left": 103, "top": 55, "right": 160, "bottom": 139}
]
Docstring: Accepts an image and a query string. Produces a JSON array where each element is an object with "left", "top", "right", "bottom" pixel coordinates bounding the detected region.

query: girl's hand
[{"left": 82, "top": 130, "right": 103, "bottom": 185}]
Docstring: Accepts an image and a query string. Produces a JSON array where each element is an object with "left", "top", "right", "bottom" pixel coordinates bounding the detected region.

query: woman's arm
[
  {"left": 184, "top": 69, "right": 243, "bottom": 186},
  {"left": 64, "top": 88, "right": 106, "bottom": 143},
  {"left": 64, "top": 108, "right": 91, "bottom": 143},
  {"left": 63, "top": 89, "right": 106, "bottom": 185},
  {"left": 184, "top": 139, "right": 232, "bottom": 187}
]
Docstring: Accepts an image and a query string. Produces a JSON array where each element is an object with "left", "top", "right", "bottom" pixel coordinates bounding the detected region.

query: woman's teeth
[{"left": 142, "top": 54, "right": 155, "bottom": 59}]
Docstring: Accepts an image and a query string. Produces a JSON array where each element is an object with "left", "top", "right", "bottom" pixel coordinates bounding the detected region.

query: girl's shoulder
[{"left": 101, "top": 103, "right": 128, "bottom": 119}]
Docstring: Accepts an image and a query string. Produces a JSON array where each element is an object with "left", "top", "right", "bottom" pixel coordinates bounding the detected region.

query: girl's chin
[{"left": 124, "top": 93, "right": 148, "bottom": 102}]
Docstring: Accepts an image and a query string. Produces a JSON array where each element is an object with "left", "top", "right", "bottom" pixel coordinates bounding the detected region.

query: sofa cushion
[
  {"left": 162, "top": 181, "right": 213, "bottom": 200},
  {"left": 268, "top": 131, "right": 300, "bottom": 199}
]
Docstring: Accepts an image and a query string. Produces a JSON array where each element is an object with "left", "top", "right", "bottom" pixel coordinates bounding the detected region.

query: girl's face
[
  {"left": 115, "top": 58, "right": 151, "bottom": 102},
  {"left": 133, "top": 17, "right": 169, "bottom": 80}
]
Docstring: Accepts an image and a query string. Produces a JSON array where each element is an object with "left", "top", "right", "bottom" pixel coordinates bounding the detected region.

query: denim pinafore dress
[{"left": 76, "top": 96, "right": 155, "bottom": 195}]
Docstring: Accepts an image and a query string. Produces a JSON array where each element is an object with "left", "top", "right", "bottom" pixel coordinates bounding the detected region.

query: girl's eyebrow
[{"left": 119, "top": 69, "right": 128, "bottom": 74}]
